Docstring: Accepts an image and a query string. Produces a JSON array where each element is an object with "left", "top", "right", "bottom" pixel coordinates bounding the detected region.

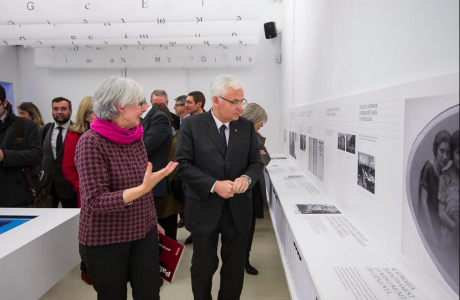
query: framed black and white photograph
[
  {"left": 300, "top": 134, "right": 307, "bottom": 151},
  {"left": 293, "top": 204, "right": 341, "bottom": 215},
  {"left": 338, "top": 133, "right": 346, "bottom": 151},
  {"left": 289, "top": 131, "right": 296, "bottom": 159},
  {"left": 346, "top": 134, "right": 356, "bottom": 154},
  {"left": 406, "top": 100, "right": 459, "bottom": 292},
  {"left": 357, "top": 152, "right": 375, "bottom": 194}
]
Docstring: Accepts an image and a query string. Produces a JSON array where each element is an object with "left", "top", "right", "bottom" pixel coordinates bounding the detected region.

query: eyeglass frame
[{"left": 218, "top": 96, "right": 248, "bottom": 106}]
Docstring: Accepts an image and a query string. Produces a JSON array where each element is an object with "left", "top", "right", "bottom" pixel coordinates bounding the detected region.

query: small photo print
[
  {"left": 300, "top": 134, "right": 307, "bottom": 151},
  {"left": 293, "top": 204, "right": 341, "bottom": 214},
  {"left": 289, "top": 131, "right": 296, "bottom": 159},
  {"left": 338, "top": 133, "right": 346, "bottom": 151},
  {"left": 346, "top": 134, "right": 356, "bottom": 154},
  {"left": 357, "top": 152, "right": 376, "bottom": 194}
]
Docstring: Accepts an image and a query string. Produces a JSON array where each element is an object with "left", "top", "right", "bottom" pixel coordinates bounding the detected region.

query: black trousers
[
  {"left": 158, "top": 213, "right": 178, "bottom": 241},
  {"left": 191, "top": 202, "right": 248, "bottom": 300},
  {"left": 79, "top": 226, "right": 160, "bottom": 300},
  {"left": 51, "top": 184, "right": 77, "bottom": 208},
  {"left": 246, "top": 216, "right": 256, "bottom": 258}
]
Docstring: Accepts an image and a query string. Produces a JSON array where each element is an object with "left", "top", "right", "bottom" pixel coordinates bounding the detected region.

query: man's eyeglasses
[
  {"left": 219, "top": 96, "right": 248, "bottom": 106},
  {"left": 174, "top": 103, "right": 185, "bottom": 107}
]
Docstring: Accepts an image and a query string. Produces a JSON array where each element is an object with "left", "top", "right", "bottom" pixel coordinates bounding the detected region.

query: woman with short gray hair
[
  {"left": 241, "top": 103, "right": 271, "bottom": 275},
  {"left": 75, "top": 76, "right": 177, "bottom": 300}
]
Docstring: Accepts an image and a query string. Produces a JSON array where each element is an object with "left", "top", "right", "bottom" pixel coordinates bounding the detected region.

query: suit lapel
[
  {"left": 204, "top": 112, "right": 226, "bottom": 157},
  {"left": 226, "top": 120, "right": 238, "bottom": 159},
  {"left": 45, "top": 123, "right": 55, "bottom": 159}
]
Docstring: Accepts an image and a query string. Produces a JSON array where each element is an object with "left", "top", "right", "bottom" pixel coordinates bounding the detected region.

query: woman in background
[
  {"left": 418, "top": 130, "right": 452, "bottom": 247},
  {"left": 18, "top": 102, "right": 45, "bottom": 128},
  {"left": 75, "top": 76, "right": 176, "bottom": 300},
  {"left": 62, "top": 96, "right": 95, "bottom": 285},
  {"left": 241, "top": 103, "right": 271, "bottom": 275}
]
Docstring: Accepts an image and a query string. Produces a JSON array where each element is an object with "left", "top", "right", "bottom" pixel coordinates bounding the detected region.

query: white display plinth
[
  {"left": 0, "top": 208, "right": 80, "bottom": 300},
  {"left": 265, "top": 152, "right": 455, "bottom": 300}
]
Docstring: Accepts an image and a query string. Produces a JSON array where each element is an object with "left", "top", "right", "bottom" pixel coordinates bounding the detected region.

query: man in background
[
  {"left": 185, "top": 91, "right": 206, "bottom": 115},
  {"left": 151, "top": 90, "right": 181, "bottom": 130},
  {"left": 174, "top": 95, "right": 191, "bottom": 229},
  {"left": 40, "top": 97, "right": 77, "bottom": 208},
  {"left": 0, "top": 85, "right": 42, "bottom": 207},
  {"left": 143, "top": 91, "right": 173, "bottom": 208},
  {"left": 174, "top": 95, "right": 191, "bottom": 127}
]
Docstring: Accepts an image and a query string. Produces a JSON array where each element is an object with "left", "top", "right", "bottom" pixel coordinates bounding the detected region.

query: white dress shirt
[
  {"left": 180, "top": 114, "right": 191, "bottom": 124},
  {"left": 51, "top": 120, "right": 70, "bottom": 158},
  {"left": 0, "top": 111, "right": 7, "bottom": 122}
]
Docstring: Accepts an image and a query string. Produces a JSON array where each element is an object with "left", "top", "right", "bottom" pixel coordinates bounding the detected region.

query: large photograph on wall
[{"left": 405, "top": 96, "right": 459, "bottom": 294}]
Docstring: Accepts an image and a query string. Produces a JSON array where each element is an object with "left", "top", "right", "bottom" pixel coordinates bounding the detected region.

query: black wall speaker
[{"left": 264, "top": 22, "right": 278, "bottom": 39}]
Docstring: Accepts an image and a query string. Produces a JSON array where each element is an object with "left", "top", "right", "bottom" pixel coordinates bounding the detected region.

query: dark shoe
[
  {"left": 245, "top": 260, "right": 258, "bottom": 275},
  {"left": 184, "top": 235, "right": 193, "bottom": 245},
  {"left": 177, "top": 218, "right": 185, "bottom": 228},
  {"left": 81, "top": 271, "right": 93, "bottom": 285}
]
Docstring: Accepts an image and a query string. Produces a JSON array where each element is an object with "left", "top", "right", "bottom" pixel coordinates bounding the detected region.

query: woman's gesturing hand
[{"left": 143, "top": 161, "right": 179, "bottom": 191}]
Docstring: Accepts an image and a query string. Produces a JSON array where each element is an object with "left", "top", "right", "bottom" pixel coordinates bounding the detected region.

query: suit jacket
[
  {"left": 0, "top": 110, "right": 43, "bottom": 207},
  {"left": 175, "top": 111, "right": 263, "bottom": 236},
  {"left": 171, "top": 112, "right": 181, "bottom": 131},
  {"left": 253, "top": 133, "right": 271, "bottom": 219},
  {"left": 142, "top": 106, "right": 173, "bottom": 197},
  {"left": 40, "top": 122, "right": 77, "bottom": 199}
]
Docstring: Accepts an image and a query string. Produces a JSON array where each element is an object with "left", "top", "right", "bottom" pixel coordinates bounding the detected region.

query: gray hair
[
  {"left": 241, "top": 103, "right": 268, "bottom": 125},
  {"left": 210, "top": 75, "right": 244, "bottom": 98},
  {"left": 151, "top": 90, "right": 168, "bottom": 101},
  {"left": 93, "top": 76, "right": 145, "bottom": 120},
  {"left": 175, "top": 95, "right": 187, "bottom": 105}
]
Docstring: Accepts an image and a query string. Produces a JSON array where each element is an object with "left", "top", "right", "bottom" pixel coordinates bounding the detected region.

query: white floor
[{"left": 39, "top": 207, "right": 291, "bottom": 300}]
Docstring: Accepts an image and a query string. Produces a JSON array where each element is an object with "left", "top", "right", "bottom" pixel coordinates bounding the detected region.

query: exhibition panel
[
  {"left": 269, "top": 74, "right": 459, "bottom": 300},
  {"left": 0, "top": 209, "right": 80, "bottom": 300}
]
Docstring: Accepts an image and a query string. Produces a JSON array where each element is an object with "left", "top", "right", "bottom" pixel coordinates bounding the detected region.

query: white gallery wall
[
  {"left": 279, "top": 0, "right": 459, "bottom": 298},
  {"left": 0, "top": 47, "right": 20, "bottom": 107},
  {"left": 281, "top": 0, "right": 459, "bottom": 108}
]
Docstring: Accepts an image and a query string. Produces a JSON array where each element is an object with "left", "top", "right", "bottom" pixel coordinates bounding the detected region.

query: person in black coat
[
  {"left": 175, "top": 75, "right": 263, "bottom": 300},
  {"left": 142, "top": 105, "right": 173, "bottom": 203},
  {"left": 0, "top": 86, "right": 43, "bottom": 207},
  {"left": 241, "top": 103, "right": 271, "bottom": 275}
]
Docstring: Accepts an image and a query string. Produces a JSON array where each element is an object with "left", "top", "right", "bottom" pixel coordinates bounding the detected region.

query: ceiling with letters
[{"left": 0, "top": 0, "right": 260, "bottom": 69}]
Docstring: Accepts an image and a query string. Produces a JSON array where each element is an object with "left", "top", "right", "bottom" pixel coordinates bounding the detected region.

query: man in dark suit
[
  {"left": 0, "top": 86, "right": 43, "bottom": 207},
  {"left": 151, "top": 89, "right": 181, "bottom": 130},
  {"left": 142, "top": 99, "right": 173, "bottom": 213},
  {"left": 40, "top": 97, "right": 77, "bottom": 208},
  {"left": 175, "top": 75, "right": 263, "bottom": 300}
]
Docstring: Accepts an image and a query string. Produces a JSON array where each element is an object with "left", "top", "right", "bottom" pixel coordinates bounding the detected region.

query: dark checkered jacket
[{"left": 75, "top": 130, "right": 157, "bottom": 246}]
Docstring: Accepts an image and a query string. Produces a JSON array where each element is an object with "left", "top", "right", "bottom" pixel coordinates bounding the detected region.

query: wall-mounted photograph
[
  {"left": 406, "top": 99, "right": 459, "bottom": 293},
  {"left": 357, "top": 152, "right": 376, "bottom": 194},
  {"left": 346, "top": 134, "right": 356, "bottom": 154},
  {"left": 300, "top": 134, "right": 307, "bottom": 151},
  {"left": 338, "top": 133, "right": 346, "bottom": 151},
  {"left": 289, "top": 131, "right": 296, "bottom": 159}
]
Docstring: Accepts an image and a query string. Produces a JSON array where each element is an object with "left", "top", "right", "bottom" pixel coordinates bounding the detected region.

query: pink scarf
[{"left": 90, "top": 116, "right": 144, "bottom": 145}]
